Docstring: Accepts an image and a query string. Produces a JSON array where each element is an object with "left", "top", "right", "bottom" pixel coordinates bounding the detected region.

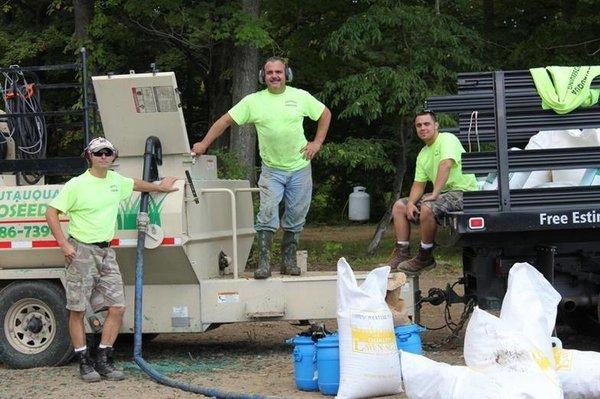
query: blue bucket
[
  {"left": 316, "top": 333, "right": 340, "bottom": 396},
  {"left": 288, "top": 335, "right": 318, "bottom": 391},
  {"left": 394, "top": 324, "right": 426, "bottom": 355}
]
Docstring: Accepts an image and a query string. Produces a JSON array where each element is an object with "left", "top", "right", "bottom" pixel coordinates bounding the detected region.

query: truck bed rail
[
  {"left": 464, "top": 186, "right": 600, "bottom": 212},
  {"left": 462, "top": 146, "right": 600, "bottom": 174}
]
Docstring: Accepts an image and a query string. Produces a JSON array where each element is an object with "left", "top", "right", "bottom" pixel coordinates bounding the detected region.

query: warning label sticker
[
  {"left": 217, "top": 292, "right": 240, "bottom": 304},
  {"left": 132, "top": 86, "right": 178, "bottom": 113}
]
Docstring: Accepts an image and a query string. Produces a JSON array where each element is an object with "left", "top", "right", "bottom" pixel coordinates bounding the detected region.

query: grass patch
[
  {"left": 247, "top": 223, "right": 462, "bottom": 274},
  {"left": 121, "top": 358, "right": 242, "bottom": 375}
]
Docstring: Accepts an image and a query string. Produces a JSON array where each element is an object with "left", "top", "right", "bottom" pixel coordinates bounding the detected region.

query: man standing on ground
[
  {"left": 46, "top": 137, "right": 177, "bottom": 382},
  {"left": 192, "top": 57, "right": 331, "bottom": 279},
  {"left": 388, "top": 110, "right": 477, "bottom": 275}
]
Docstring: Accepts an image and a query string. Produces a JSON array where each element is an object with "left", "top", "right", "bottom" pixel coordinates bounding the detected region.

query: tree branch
[
  {"left": 541, "top": 37, "right": 600, "bottom": 50},
  {"left": 367, "top": 118, "right": 409, "bottom": 254}
]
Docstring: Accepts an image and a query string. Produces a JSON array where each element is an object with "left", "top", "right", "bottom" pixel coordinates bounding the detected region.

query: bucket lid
[
  {"left": 394, "top": 323, "right": 426, "bottom": 334},
  {"left": 316, "top": 333, "right": 339, "bottom": 347},
  {"left": 289, "top": 335, "right": 314, "bottom": 345}
]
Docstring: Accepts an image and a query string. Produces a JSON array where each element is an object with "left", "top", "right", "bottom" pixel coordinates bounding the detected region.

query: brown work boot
[
  {"left": 77, "top": 349, "right": 101, "bottom": 382},
  {"left": 397, "top": 247, "right": 437, "bottom": 275},
  {"left": 388, "top": 243, "right": 411, "bottom": 270}
]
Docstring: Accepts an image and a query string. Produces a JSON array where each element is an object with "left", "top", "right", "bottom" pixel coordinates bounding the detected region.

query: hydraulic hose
[
  {"left": 2, "top": 68, "right": 47, "bottom": 184},
  {"left": 133, "top": 136, "right": 283, "bottom": 399}
]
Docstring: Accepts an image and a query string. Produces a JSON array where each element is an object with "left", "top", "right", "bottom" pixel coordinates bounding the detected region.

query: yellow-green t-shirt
[
  {"left": 414, "top": 132, "right": 477, "bottom": 192},
  {"left": 49, "top": 170, "right": 134, "bottom": 243},
  {"left": 228, "top": 86, "right": 326, "bottom": 171}
]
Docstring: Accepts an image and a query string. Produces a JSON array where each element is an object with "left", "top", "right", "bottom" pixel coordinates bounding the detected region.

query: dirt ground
[
  {"left": 0, "top": 269, "right": 595, "bottom": 399},
  {"left": 0, "top": 271, "right": 466, "bottom": 399}
]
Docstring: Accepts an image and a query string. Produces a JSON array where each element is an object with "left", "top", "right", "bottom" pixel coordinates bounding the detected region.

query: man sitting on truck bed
[
  {"left": 389, "top": 110, "right": 477, "bottom": 275},
  {"left": 45, "top": 137, "right": 177, "bottom": 383}
]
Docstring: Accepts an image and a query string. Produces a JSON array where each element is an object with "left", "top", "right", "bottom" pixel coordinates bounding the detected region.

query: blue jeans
[{"left": 255, "top": 164, "right": 312, "bottom": 233}]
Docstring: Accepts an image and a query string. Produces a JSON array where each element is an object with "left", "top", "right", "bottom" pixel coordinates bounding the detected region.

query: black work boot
[
  {"left": 254, "top": 230, "right": 274, "bottom": 279},
  {"left": 77, "top": 349, "right": 101, "bottom": 382},
  {"left": 388, "top": 243, "right": 411, "bottom": 270},
  {"left": 281, "top": 231, "right": 301, "bottom": 275},
  {"left": 397, "top": 246, "right": 437, "bottom": 275},
  {"left": 95, "top": 347, "right": 126, "bottom": 381}
]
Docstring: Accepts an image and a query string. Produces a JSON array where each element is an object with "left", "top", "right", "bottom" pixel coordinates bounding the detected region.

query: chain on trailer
[{"left": 415, "top": 277, "right": 476, "bottom": 349}]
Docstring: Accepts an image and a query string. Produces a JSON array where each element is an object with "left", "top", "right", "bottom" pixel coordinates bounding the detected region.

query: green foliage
[
  {"left": 0, "top": 2, "right": 73, "bottom": 65},
  {"left": 209, "top": 148, "right": 252, "bottom": 181},
  {"left": 319, "top": 241, "right": 343, "bottom": 262},
  {"left": 2, "top": 0, "right": 600, "bottom": 226},
  {"left": 318, "top": 137, "right": 395, "bottom": 173},
  {"left": 323, "top": 2, "right": 485, "bottom": 122},
  {"left": 310, "top": 138, "right": 397, "bottom": 222}
]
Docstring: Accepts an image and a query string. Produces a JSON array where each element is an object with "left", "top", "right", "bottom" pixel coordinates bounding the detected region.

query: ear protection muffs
[{"left": 258, "top": 64, "right": 293, "bottom": 84}]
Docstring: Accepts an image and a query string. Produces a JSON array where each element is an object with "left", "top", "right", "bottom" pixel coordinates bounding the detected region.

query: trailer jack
[
  {"left": 417, "top": 277, "right": 466, "bottom": 308},
  {"left": 416, "top": 278, "right": 476, "bottom": 339}
]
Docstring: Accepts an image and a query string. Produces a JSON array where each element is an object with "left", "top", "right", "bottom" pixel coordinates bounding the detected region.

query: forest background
[{"left": 1, "top": 0, "right": 598, "bottom": 248}]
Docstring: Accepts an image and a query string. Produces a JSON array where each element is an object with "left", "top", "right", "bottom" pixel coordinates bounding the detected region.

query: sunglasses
[
  {"left": 92, "top": 149, "right": 114, "bottom": 157},
  {"left": 420, "top": 109, "right": 436, "bottom": 118}
]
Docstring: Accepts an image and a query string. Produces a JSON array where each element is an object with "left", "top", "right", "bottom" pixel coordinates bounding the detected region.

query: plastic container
[
  {"left": 394, "top": 324, "right": 426, "bottom": 355},
  {"left": 316, "top": 333, "right": 340, "bottom": 396},
  {"left": 348, "top": 186, "right": 370, "bottom": 221},
  {"left": 288, "top": 335, "right": 318, "bottom": 391},
  {"left": 580, "top": 168, "right": 600, "bottom": 185}
]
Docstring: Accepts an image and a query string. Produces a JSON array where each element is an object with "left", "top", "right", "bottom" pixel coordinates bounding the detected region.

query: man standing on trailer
[
  {"left": 46, "top": 137, "right": 177, "bottom": 382},
  {"left": 388, "top": 110, "right": 477, "bottom": 274},
  {"left": 192, "top": 57, "right": 331, "bottom": 279}
]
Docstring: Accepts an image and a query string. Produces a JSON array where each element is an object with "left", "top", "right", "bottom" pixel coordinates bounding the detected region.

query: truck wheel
[{"left": 0, "top": 281, "right": 72, "bottom": 368}]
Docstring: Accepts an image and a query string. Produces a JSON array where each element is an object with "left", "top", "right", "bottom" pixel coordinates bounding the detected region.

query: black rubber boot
[
  {"left": 77, "top": 349, "right": 101, "bottom": 382},
  {"left": 281, "top": 231, "right": 301, "bottom": 275},
  {"left": 95, "top": 347, "right": 126, "bottom": 381},
  {"left": 254, "top": 230, "right": 274, "bottom": 279}
]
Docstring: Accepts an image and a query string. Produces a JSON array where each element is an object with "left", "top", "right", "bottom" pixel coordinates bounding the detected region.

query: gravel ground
[{"left": 1, "top": 270, "right": 594, "bottom": 399}]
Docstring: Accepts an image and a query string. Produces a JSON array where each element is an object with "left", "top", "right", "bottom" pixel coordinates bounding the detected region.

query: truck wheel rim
[{"left": 4, "top": 298, "right": 56, "bottom": 354}]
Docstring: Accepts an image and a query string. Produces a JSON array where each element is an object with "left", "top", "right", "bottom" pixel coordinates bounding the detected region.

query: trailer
[{"left": 0, "top": 67, "right": 416, "bottom": 368}]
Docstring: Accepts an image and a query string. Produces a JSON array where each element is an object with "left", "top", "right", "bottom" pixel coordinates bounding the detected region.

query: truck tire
[{"left": 0, "top": 281, "right": 72, "bottom": 368}]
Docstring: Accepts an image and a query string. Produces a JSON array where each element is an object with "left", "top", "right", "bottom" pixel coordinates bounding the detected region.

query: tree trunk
[
  {"left": 230, "top": 0, "right": 260, "bottom": 185},
  {"left": 73, "top": 0, "right": 94, "bottom": 40},
  {"left": 367, "top": 118, "right": 410, "bottom": 254},
  {"left": 207, "top": 40, "right": 234, "bottom": 150},
  {"left": 435, "top": 0, "right": 441, "bottom": 15}
]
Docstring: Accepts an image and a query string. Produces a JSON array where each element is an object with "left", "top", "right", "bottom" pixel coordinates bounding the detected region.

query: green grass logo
[{"left": 117, "top": 194, "right": 167, "bottom": 230}]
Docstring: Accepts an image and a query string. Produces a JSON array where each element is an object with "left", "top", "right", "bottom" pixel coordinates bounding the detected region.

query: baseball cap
[{"left": 86, "top": 137, "right": 116, "bottom": 153}]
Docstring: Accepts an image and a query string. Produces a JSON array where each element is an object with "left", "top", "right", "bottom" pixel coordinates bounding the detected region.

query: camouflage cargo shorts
[
  {"left": 399, "top": 191, "right": 463, "bottom": 225},
  {"left": 65, "top": 238, "right": 125, "bottom": 312}
]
